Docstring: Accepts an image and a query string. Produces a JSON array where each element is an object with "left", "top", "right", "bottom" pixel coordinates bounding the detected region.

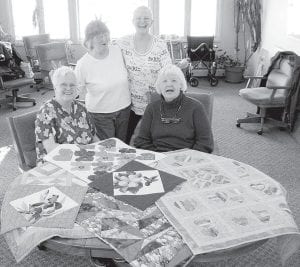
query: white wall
[
  {"left": 249, "top": 0, "right": 300, "bottom": 73},
  {"left": 249, "top": 0, "right": 300, "bottom": 142}
]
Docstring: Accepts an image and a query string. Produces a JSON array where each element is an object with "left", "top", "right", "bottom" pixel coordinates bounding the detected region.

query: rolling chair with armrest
[
  {"left": 7, "top": 110, "right": 37, "bottom": 171},
  {"left": 35, "top": 42, "right": 76, "bottom": 90},
  {"left": 0, "top": 72, "right": 36, "bottom": 111},
  {"left": 236, "top": 53, "right": 295, "bottom": 135},
  {"left": 22, "top": 34, "right": 50, "bottom": 72},
  {"left": 22, "top": 34, "right": 50, "bottom": 90}
]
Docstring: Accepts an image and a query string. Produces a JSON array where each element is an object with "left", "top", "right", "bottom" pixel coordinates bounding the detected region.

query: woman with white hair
[
  {"left": 35, "top": 66, "right": 98, "bottom": 163},
  {"left": 134, "top": 64, "right": 214, "bottom": 153}
]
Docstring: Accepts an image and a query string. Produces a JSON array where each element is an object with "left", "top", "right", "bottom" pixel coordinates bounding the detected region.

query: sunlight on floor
[{"left": 0, "top": 146, "right": 11, "bottom": 164}]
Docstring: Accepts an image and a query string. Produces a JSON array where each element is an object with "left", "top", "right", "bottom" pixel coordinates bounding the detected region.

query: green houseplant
[{"left": 225, "top": 0, "right": 261, "bottom": 83}]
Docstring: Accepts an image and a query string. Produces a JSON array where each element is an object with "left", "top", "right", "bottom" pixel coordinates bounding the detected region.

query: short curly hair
[
  {"left": 50, "top": 66, "right": 77, "bottom": 87},
  {"left": 83, "top": 19, "right": 109, "bottom": 49},
  {"left": 155, "top": 64, "right": 187, "bottom": 94}
]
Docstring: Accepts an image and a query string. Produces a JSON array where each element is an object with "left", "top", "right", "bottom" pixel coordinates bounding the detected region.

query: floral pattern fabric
[
  {"left": 35, "top": 99, "right": 95, "bottom": 163},
  {"left": 116, "top": 35, "right": 172, "bottom": 115}
]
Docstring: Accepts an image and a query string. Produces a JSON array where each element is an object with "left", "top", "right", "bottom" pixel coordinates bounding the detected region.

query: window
[
  {"left": 190, "top": 0, "right": 217, "bottom": 36},
  {"left": 43, "top": 0, "right": 70, "bottom": 39},
  {"left": 11, "top": 0, "right": 38, "bottom": 39},
  {"left": 8, "top": 0, "right": 219, "bottom": 41},
  {"left": 159, "top": 0, "right": 185, "bottom": 37},
  {"left": 78, "top": 0, "right": 147, "bottom": 39}
]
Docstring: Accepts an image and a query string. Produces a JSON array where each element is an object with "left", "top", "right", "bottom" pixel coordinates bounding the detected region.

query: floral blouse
[
  {"left": 35, "top": 98, "right": 95, "bottom": 163},
  {"left": 116, "top": 35, "right": 172, "bottom": 115}
]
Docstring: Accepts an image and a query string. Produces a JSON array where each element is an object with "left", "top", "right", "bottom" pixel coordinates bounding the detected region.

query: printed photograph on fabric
[
  {"left": 10, "top": 187, "right": 78, "bottom": 224},
  {"left": 113, "top": 170, "right": 165, "bottom": 196}
]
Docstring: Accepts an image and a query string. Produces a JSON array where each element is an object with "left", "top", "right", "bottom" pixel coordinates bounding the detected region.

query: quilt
[
  {"left": 156, "top": 150, "right": 300, "bottom": 256},
  {"left": 1, "top": 163, "right": 87, "bottom": 234},
  {"left": 44, "top": 138, "right": 166, "bottom": 183},
  {"left": 77, "top": 192, "right": 193, "bottom": 267},
  {"left": 89, "top": 160, "right": 186, "bottom": 210}
]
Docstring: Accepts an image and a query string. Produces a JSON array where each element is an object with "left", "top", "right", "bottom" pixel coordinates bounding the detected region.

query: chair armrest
[
  {"left": 244, "top": 75, "right": 265, "bottom": 80},
  {"left": 0, "top": 75, "right": 4, "bottom": 90},
  {"left": 245, "top": 76, "right": 266, "bottom": 88},
  {"left": 266, "top": 86, "right": 290, "bottom": 90}
]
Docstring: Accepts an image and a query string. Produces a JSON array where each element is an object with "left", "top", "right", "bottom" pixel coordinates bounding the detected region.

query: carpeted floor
[{"left": 0, "top": 79, "right": 299, "bottom": 266}]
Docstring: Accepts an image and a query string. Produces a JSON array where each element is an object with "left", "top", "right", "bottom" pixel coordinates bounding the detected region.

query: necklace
[{"left": 160, "top": 98, "right": 182, "bottom": 124}]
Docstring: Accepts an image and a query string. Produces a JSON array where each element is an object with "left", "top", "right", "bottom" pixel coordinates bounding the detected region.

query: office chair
[
  {"left": 8, "top": 110, "right": 37, "bottom": 171},
  {"left": 23, "top": 34, "right": 50, "bottom": 89},
  {"left": 0, "top": 73, "right": 36, "bottom": 111},
  {"left": 236, "top": 53, "right": 294, "bottom": 135},
  {"left": 22, "top": 34, "right": 50, "bottom": 72},
  {"left": 35, "top": 42, "right": 75, "bottom": 89}
]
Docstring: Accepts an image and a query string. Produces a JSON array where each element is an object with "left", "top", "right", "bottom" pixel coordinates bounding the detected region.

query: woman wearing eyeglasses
[
  {"left": 75, "top": 19, "right": 131, "bottom": 142},
  {"left": 35, "top": 66, "right": 98, "bottom": 164},
  {"left": 134, "top": 64, "right": 214, "bottom": 153},
  {"left": 116, "top": 6, "right": 172, "bottom": 144}
]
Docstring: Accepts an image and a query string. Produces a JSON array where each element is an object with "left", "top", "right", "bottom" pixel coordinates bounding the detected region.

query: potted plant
[{"left": 224, "top": 0, "right": 261, "bottom": 83}]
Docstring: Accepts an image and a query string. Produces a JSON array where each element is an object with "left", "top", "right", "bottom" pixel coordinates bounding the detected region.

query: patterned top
[
  {"left": 35, "top": 99, "right": 95, "bottom": 162},
  {"left": 116, "top": 35, "right": 171, "bottom": 115}
]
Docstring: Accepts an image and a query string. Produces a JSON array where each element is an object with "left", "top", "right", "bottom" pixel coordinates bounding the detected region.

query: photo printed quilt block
[
  {"left": 9, "top": 187, "right": 78, "bottom": 224},
  {"left": 113, "top": 170, "right": 164, "bottom": 196},
  {"left": 89, "top": 160, "right": 186, "bottom": 210}
]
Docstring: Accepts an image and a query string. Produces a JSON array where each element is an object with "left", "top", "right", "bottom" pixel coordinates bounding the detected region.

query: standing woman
[
  {"left": 117, "top": 6, "right": 172, "bottom": 144},
  {"left": 75, "top": 19, "right": 131, "bottom": 142}
]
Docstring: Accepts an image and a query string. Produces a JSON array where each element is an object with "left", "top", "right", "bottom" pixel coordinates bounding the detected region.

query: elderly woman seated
[
  {"left": 35, "top": 66, "right": 98, "bottom": 163},
  {"left": 134, "top": 64, "right": 214, "bottom": 153}
]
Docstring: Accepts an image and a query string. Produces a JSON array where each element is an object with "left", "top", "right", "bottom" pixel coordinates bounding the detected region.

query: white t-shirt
[
  {"left": 117, "top": 35, "right": 172, "bottom": 115},
  {"left": 75, "top": 45, "right": 131, "bottom": 113}
]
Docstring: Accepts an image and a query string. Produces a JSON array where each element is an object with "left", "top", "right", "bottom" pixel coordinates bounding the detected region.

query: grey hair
[
  {"left": 83, "top": 19, "right": 109, "bottom": 50},
  {"left": 155, "top": 64, "right": 187, "bottom": 94},
  {"left": 50, "top": 66, "right": 77, "bottom": 87}
]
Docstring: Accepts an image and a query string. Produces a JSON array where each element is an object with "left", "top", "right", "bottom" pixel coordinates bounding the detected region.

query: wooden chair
[{"left": 7, "top": 110, "right": 37, "bottom": 171}]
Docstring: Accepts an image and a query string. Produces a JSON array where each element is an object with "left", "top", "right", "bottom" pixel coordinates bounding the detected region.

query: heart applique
[
  {"left": 119, "top": 148, "right": 136, "bottom": 153},
  {"left": 52, "top": 148, "right": 74, "bottom": 161},
  {"left": 98, "top": 139, "right": 117, "bottom": 149},
  {"left": 117, "top": 153, "right": 136, "bottom": 161},
  {"left": 95, "top": 151, "right": 115, "bottom": 161},
  {"left": 92, "top": 161, "right": 114, "bottom": 172},
  {"left": 78, "top": 144, "right": 96, "bottom": 150},
  {"left": 75, "top": 149, "right": 95, "bottom": 161},
  {"left": 136, "top": 153, "right": 155, "bottom": 160},
  {"left": 88, "top": 170, "right": 106, "bottom": 182}
]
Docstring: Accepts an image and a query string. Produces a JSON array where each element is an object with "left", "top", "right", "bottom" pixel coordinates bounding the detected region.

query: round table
[{"left": 41, "top": 236, "right": 268, "bottom": 266}]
